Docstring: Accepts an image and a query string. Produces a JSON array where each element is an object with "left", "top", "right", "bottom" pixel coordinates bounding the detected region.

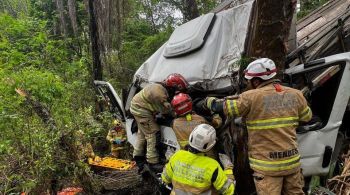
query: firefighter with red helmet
[
  {"left": 163, "top": 73, "right": 189, "bottom": 93},
  {"left": 166, "top": 93, "right": 222, "bottom": 160},
  {"left": 203, "top": 58, "right": 312, "bottom": 195},
  {"left": 131, "top": 73, "right": 189, "bottom": 171},
  {"left": 171, "top": 93, "right": 207, "bottom": 149}
]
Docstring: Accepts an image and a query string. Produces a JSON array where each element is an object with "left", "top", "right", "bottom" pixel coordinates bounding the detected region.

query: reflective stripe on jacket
[
  {"left": 172, "top": 113, "right": 208, "bottom": 149},
  {"left": 162, "top": 150, "right": 234, "bottom": 195},
  {"left": 130, "top": 83, "right": 171, "bottom": 117},
  {"left": 222, "top": 80, "right": 312, "bottom": 176}
]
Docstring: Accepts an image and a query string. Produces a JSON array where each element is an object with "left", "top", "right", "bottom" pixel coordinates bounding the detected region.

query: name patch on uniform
[
  {"left": 263, "top": 93, "right": 298, "bottom": 112},
  {"left": 269, "top": 148, "right": 299, "bottom": 159}
]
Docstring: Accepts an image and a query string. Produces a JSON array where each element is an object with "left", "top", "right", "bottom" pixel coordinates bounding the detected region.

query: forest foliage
[{"left": 0, "top": 0, "right": 327, "bottom": 193}]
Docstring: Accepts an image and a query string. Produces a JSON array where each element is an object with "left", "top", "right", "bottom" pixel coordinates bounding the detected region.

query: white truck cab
[
  {"left": 94, "top": 0, "right": 350, "bottom": 178},
  {"left": 94, "top": 52, "right": 350, "bottom": 177}
]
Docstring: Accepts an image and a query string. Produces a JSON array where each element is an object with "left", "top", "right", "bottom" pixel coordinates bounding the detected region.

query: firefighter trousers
[
  {"left": 253, "top": 169, "right": 304, "bottom": 195},
  {"left": 132, "top": 116, "right": 160, "bottom": 164}
]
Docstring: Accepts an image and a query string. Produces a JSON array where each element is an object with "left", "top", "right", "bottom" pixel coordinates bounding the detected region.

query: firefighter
[
  {"left": 167, "top": 92, "right": 222, "bottom": 160},
  {"left": 161, "top": 124, "right": 235, "bottom": 195},
  {"left": 131, "top": 73, "right": 189, "bottom": 170},
  {"left": 203, "top": 58, "right": 312, "bottom": 195},
  {"left": 171, "top": 93, "right": 208, "bottom": 149},
  {"left": 106, "top": 119, "right": 126, "bottom": 158}
]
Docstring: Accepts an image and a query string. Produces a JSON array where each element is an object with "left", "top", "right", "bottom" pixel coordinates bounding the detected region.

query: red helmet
[
  {"left": 164, "top": 73, "right": 189, "bottom": 92},
  {"left": 171, "top": 93, "right": 193, "bottom": 116}
]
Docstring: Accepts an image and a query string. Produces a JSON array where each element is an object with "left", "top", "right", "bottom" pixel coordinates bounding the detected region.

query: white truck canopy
[{"left": 133, "top": 0, "right": 254, "bottom": 90}]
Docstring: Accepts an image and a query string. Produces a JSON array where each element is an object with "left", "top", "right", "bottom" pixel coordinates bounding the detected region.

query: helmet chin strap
[{"left": 250, "top": 79, "right": 261, "bottom": 89}]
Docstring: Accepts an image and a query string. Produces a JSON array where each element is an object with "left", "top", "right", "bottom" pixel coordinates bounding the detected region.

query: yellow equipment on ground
[{"left": 88, "top": 157, "right": 136, "bottom": 170}]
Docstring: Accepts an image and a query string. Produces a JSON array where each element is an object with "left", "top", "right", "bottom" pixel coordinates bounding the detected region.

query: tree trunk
[
  {"left": 143, "top": 0, "right": 158, "bottom": 33},
  {"left": 232, "top": 124, "right": 256, "bottom": 195},
  {"left": 247, "top": 0, "right": 297, "bottom": 73},
  {"left": 67, "top": 0, "right": 78, "bottom": 36},
  {"left": 235, "top": 1, "right": 297, "bottom": 194},
  {"left": 55, "top": 0, "right": 67, "bottom": 36},
  {"left": 182, "top": 0, "right": 200, "bottom": 22},
  {"left": 88, "top": 0, "right": 103, "bottom": 80}
]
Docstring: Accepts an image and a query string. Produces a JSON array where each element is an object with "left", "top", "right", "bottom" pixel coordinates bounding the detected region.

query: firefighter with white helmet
[
  {"left": 131, "top": 73, "right": 189, "bottom": 171},
  {"left": 162, "top": 124, "right": 235, "bottom": 195},
  {"left": 203, "top": 58, "right": 312, "bottom": 195}
]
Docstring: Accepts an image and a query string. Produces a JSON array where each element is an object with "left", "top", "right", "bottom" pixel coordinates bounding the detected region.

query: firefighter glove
[
  {"left": 211, "top": 114, "right": 223, "bottom": 128},
  {"left": 219, "top": 153, "right": 234, "bottom": 169},
  {"left": 113, "top": 139, "right": 122, "bottom": 144},
  {"left": 206, "top": 97, "right": 217, "bottom": 110},
  {"left": 206, "top": 97, "right": 224, "bottom": 113},
  {"left": 165, "top": 147, "right": 175, "bottom": 161}
]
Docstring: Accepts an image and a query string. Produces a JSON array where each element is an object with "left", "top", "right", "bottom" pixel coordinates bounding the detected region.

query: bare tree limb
[
  {"left": 68, "top": 0, "right": 78, "bottom": 36},
  {"left": 55, "top": 0, "right": 67, "bottom": 37}
]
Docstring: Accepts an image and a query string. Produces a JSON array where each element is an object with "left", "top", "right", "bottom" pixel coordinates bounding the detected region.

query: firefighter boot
[
  {"left": 149, "top": 163, "right": 164, "bottom": 173},
  {"left": 134, "top": 155, "right": 146, "bottom": 173}
]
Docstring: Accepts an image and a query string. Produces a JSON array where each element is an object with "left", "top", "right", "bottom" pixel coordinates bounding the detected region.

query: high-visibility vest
[{"left": 162, "top": 150, "right": 234, "bottom": 195}]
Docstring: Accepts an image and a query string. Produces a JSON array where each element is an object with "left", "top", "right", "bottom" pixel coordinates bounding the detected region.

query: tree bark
[
  {"left": 55, "top": 0, "right": 67, "bottom": 36},
  {"left": 142, "top": 0, "right": 158, "bottom": 33},
  {"left": 67, "top": 0, "right": 78, "bottom": 36},
  {"left": 236, "top": 1, "right": 296, "bottom": 194},
  {"left": 182, "top": 0, "right": 200, "bottom": 22},
  {"left": 88, "top": 0, "right": 103, "bottom": 80},
  {"left": 232, "top": 124, "right": 256, "bottom": 195},
  {"left": 247, "top": 0, "right": 297, "bottom": 73}
]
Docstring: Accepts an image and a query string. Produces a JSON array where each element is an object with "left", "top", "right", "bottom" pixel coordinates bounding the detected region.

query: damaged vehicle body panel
[
  {"left": 121, "top": 0, "right": 256, "bottom": 149},
  {"left": 94, "top": 0, "right": 350, "bottom": 179},
  {"left": 286, "top": 52, "right": 350, "bottom": 176}
]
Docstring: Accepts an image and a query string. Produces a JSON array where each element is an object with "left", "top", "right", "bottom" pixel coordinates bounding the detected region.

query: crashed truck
[{"left": 95, "top": 0, "right": 350, "bottom": 183}]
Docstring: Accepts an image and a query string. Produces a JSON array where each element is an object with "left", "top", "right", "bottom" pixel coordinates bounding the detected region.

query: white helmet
[
  {"left": 244, "top": 58, "right": 277, "bottom": 80},
  {"left": 189, "top": 124, "right": 216, "bottom": 152}
]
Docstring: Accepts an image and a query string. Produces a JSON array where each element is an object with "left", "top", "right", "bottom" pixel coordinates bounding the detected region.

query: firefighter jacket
[
  {"left": 130, "top": 83, "right": 172, "bottom": 117},
  {"left": 172, "top": 113, "right": 208, "bottom": 149},
  {"left": 162, "top": 150, "right": 234, "bottom": 195},
  {"left": 106, "top": 127, "right": 126, "bottom": 149},
  {"left": 210, "top": 80, "right": 312, "bottom": 176}
]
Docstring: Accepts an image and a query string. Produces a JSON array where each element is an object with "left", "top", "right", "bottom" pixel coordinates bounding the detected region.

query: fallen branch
[{"left": 327, "top": 145, "right": 350, "bottom": 194}]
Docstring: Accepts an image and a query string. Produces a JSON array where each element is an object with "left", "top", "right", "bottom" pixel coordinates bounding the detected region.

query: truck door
[
  {"left": 285, "top": 52, "right": 350, "bottom": 176},
  {"left": 94, "top": 80, "right": 126, "bottom": 122}
]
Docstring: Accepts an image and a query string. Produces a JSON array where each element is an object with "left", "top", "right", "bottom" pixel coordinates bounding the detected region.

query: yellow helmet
[{"left": 112, "top": 119, "right": 121, "bottom": 127}]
